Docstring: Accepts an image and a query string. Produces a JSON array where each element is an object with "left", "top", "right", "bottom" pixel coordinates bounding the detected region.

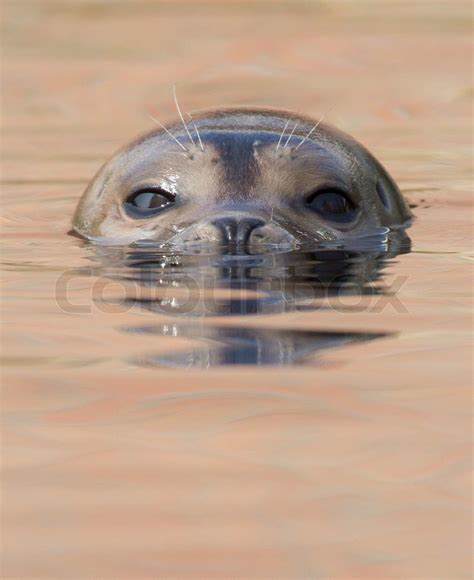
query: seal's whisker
[
  {"left": 293, "top": 119, "right": 323, "bottom": 152},
  {"left": 148, "top": 114, "right": 189, "bottom": 153},
  {"left": 283, "top": 121, "right": 299, "bottom": 148},
  {"left": 276, "top": 118, "right": 291, "bottom": 151},
  {"left": 173, "top": 85, "right": 196, "bottom": 147},
  {"left": 188, "top": 113, "right": 204, "bottom": 152},
  {"left": 294, "top": 107, "right": 334, "bottom": 152}
]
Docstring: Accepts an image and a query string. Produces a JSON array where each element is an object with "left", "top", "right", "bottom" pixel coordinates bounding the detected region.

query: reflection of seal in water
[
  {"left": 73, "top": 109, "right": 412, "bottom": 247},
  {"left": 75, "top": 244, "right": 409, "bottom": 365}
]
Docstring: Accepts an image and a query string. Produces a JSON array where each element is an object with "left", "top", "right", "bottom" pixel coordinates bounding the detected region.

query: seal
[{"left": 73, "top": 108, "right": 412, "bottom": 248}]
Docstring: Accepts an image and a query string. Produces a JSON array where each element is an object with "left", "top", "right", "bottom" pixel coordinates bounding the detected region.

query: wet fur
[{"left": 73, "top": 108, "right": 412, "bottom": 247}]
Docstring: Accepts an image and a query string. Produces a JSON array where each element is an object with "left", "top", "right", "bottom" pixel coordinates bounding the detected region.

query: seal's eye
[
  {"left": 125, "top": 188, "right": 175, "bottom": 217},
  {"left": 305, "top": 189, "right": 357, "bottom": 223}
]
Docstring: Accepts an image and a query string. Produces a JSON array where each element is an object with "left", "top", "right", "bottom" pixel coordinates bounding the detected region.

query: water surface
[{"left": 2, "top": 1, "right": 472, "bottom": 578}]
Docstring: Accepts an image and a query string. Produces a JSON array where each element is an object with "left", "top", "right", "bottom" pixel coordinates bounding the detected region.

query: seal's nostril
[{"left": 212, "top": 217, "right": 265, "bottom": 244}]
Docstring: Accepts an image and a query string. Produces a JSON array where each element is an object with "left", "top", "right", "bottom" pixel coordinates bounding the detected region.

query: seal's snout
[
  {"left": 169, "top": 213, "right": 296, "bottom": 249},
  {"left": 211, "top": 216, "right": 265, "bottom": 245}
]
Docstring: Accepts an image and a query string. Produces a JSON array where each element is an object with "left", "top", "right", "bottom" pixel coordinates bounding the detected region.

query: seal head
[{"left": 73, "top": 109, "right": 412, "bottom": 248}]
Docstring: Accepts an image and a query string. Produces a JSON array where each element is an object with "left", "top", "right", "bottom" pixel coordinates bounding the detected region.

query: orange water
[{"left": 2, "top": 1, "right": 472, "bottom": 578}]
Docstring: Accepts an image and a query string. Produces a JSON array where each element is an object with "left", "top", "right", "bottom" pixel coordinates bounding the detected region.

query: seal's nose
[{"left": 211, "top": 217, "right": 265, "bottom": 245}]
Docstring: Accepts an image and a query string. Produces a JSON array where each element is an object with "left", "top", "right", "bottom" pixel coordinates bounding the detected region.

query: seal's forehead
[
  {"left": 134, "top": 110, "right": 319, "bottom": 144},
  {"left": 101, "top": 124, "right": 364, "bottom": 207},
  {"left": 187, "top": 109, "right": 359, "bottom": 152},
  {"left": 120, "top": 127, "right": 349, "bottom": 174},
  {"left": 133, "top": 109, "right": 368, "bottom": 167},
  {"left": 97, "top": 110, "right": 380, "bottom": 207},
  {"left": 191, "top": 110, "right": 294, "bottom": 133}
]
